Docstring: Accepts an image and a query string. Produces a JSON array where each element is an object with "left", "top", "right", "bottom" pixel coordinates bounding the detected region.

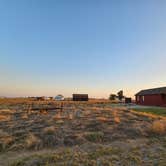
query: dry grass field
[{"left": 0, "top": 98, "right": 166, "bottom": 166}]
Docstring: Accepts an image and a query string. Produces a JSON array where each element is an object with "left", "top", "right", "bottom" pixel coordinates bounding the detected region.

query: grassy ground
[
  {"left": 132, "top": 107, "right": 166, "bottom": 116},
  {"left": 0, "top": 99, "right": 166, "bottom": 166}
]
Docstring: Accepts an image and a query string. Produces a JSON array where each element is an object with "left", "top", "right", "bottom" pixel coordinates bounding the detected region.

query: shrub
[{"left": 109, "top": 94, "right": 116, "bottom": 100}]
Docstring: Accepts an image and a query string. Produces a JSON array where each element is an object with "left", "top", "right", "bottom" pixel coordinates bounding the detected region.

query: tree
[
  {"left": 117, "top": 90, "right": 124, "bottom": 101},
  {"left": 109, "top": 94, "right": 116, "bottom": 100}
]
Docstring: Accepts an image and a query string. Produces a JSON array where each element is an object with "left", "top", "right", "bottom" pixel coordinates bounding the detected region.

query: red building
[{"left": 135, "top": 87, "right": 166, "bottom": 107}]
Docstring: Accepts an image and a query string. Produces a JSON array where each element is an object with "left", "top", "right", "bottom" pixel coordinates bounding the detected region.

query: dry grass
[
  {"left": 113, "top": 110, "right": 120, "bottom": 123},
  {"left": 21, "top": 114, "right": 28, "bottom": 119},
  {"left": 53, "top": 113, "right": 62, "bottom": 120},
  {"left": 0, "top": 130, "right": 14, "bottom": 151},
  {"left": 84, "top": 132, "right": 104, "bottom": 142},
  {"left": 43, "top": 126, "right": 56, "bottom": 135},
  {"left": 25, "top": 133, "right": 41, "bottom": 150},
  {"left": 68, "top": 113, "right": 73, "bottom": 120},
  {"left": 9, "top": 143, "right": 166, "bottom": 166},
  {"left": 96, "top": 117, "right": 108, "bottom": 122},
  {"left": 151, "top": 120, "right": 166, "bottom": 135},
  {"left": 0, "top": 98, "right": 166, "bottom": 166},
  {"left": 0, "top": 109, "right": 15, "bottom": 114},
  {"left": 114, "top": 117, "right": 120, "bottom": 123},
  {"left": 0, "top": 115, "right": 10, "bottom": 121}
]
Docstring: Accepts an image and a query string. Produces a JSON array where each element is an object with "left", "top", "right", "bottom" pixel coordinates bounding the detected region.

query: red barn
[{"left": 135, "top": 87, "right": 166, "bottom": 107}]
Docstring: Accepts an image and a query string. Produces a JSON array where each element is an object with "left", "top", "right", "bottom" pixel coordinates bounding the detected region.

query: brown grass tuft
[
  {"left": 21, "top": 114, "right": 28, "bottom": 119},
  {"left": 114, "top": 117, "right": 120, "bottom": 123},
  {"left": 97, "top": 117, "right": 108, "bottom": 122},
  {"left": 113, "top": 110, "right": 120, "bottom": 123},
  {"left": 68, "top": 114, "right": 73, "bottom": 120},
  {"left": 54, "top": 113, "right": 62, "bottom": 120},
  {"left": 25, "top": 133, "right": 41, "bottom": 149},
  {"left": 0, "top": 115, "right": 10, "bottom": 121},
  {"left": 151, "top": 120, "right": 166, "bottom": 135},
  {"left": 43, "top": 126, "right": 55, "bottom": 135}
]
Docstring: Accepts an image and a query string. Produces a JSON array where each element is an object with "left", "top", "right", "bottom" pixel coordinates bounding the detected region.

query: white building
[{"left": 55, "top": 95, "right": 64, "bottom": 101}]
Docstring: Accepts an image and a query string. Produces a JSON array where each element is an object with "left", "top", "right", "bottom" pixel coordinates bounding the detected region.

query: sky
[{"left": 0, "top": 0, "right": 166, "bottom": 98}]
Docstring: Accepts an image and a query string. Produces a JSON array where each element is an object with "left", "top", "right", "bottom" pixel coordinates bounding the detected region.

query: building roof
[
  {"left": 56, "top": 94, "right": 64, "bottom": 97},
  {"left": 135, "top": 87, "right": 166, "bottom": 96},
  {"left": 73, "top": 94, "right": 88, "bottom": 98},
  {"left": 73, "top": 94, "right": 88, "bottom": 97}
]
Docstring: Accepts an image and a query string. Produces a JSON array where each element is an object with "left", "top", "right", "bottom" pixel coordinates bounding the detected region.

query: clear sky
[{"left": 0, "top": 0, "right": 166, "bottom": 98}]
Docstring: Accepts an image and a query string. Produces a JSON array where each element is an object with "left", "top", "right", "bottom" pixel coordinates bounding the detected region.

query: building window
[
  {"left": 142, "top": 96, "right": 145, "bottom": 102},
  {"left": 137, "top": 96, "right": 139, "bottom": 101}
]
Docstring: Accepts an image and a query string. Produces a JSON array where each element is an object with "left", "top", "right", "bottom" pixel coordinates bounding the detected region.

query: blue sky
[{"left": 0, "top": 0, "right": 166, "bottom": 98}]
